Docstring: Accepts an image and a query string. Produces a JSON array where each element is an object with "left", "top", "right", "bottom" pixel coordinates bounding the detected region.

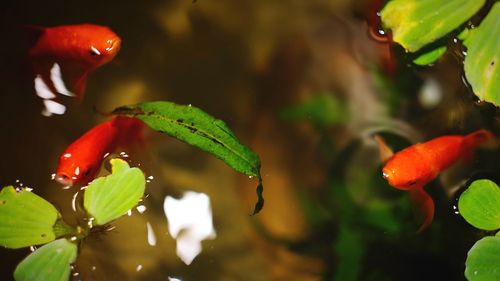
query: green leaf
[
  {"left": 381, "top": 0, "right": 486, "bottom": 52},
  {"left": 458, "top": 179, "right": 500, "bottom": 231},
  {"left": 0, "top": 186, "right": 59, "bottom": 249},
  {"left": 14, "top": 238, "right": 77, "bottom": 281},
  {"left": 413, "top": 46, "right": 447, "bottom": 66},
  {"left": 279, "top": 94, "right": 346, "bottom": 127},
  {"left": 113, "top": 101, "right": 265, "bottom": 214},
  {"left": 465, "top": 235, "right": 500, "bottom": 281},
  {"left": 463, "top": 2, "right": 500, "bottom": 106},
  {"left": 333, "top": 224, "right": 365, "bottom": 281},
  {"left": 83, "top": 159, "right": 146, "bottom": 225}
]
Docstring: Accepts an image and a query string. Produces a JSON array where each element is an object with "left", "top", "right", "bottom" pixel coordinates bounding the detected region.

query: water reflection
[{"left": 163, "top": 191, "right": 216, "bottom": 265}]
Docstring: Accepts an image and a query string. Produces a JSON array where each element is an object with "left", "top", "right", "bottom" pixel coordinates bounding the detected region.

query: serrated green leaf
[
  {"left": 84, "top": 159, "right": 146, "bottom": 225},
  {"left": 458, "top": 179, "right": 500, "bottom": 231},
  {"left": 465, "top": 235, "right": 500, "bottom": 281},
  {"left": 113, "top": 101, "right": 265, "bottom": 214},
  {"left": 463, "top": 2, "right": 500, "bottom": 106},
  {"left": 381, "top": 0, "right": 486, "bottom": 52},
  {"left": 413, "top": 46, "right": 447, "bottom": 66},
  {"left": 14, "top": 238, "right": 77, "bottom": 281},
  {"left": 0, "top": 186, "right": 58, "bottom": 249}
]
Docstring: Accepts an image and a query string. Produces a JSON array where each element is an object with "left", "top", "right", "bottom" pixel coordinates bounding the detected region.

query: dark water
[{"left": 1, "top": 0, "right": 499, "bottom": 280}]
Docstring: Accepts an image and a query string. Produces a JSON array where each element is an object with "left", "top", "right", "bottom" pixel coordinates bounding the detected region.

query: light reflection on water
[{"left": 164, "top": 191, "right": 216, "bottom": 265}]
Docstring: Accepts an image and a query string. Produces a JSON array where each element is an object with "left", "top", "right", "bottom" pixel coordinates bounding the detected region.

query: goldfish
[
  {"left": 376, "top": 129, "right": 494, "bottom": 232},
  {"left": 55, "top": 116, "right": 144, "bottom": 187},
  {"left": 26, "top": 24, "right": 121, "bottom": 103}
]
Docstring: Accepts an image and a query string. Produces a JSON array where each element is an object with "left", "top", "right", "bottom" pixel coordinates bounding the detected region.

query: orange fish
[
  {"left": 55, "top": 116, "right": 144, "bottom": 187},
  {"left": 376, "top": 129, "right": 493, "bottom": 232},
  {"left": 27, "top": 24, "right": 121, "bottom": 101}
]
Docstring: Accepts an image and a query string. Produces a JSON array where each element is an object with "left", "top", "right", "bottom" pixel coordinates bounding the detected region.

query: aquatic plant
[
  {"left": 0, "top": 159, "right": 145, "bottom": 281},
  {"left": 381, "top": 0, "right": 500, "bottom": 106},
  {"left": 458, "top": 179, "right": 500, "bottom": 281}
]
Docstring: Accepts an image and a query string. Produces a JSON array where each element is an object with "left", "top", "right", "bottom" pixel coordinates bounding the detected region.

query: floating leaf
[
  {"left": 113, "top": 101, "right": 261, "bottom": 178},
  {"left": 458, "top": 179, "right": 500, "bottom": 231},
  {"left": 413, "top": 46, "right": 447, "bottom": 66},
  {"left": 381, "top": 0, "right": 486, "bottom": 52},
  {"left": 14, "top": 238, "right": 77, "bottom": 281},
  {"left": 279, "top": 93, "right": 346, "bottom": 127},
  {"left": 113, "top": 101, "right": 265, "bottom": 214},
  {"left": 463, "top": 2, "right": 500, "bottom": 106},
  {"left": 465, "top": 235, "right": 500, "bottom": 281},
  {"left": 0, "top": 186, "right": 58, "bottom": 249},
  {"left": 84, "top": 159, "right": 146, "bottom": 225}
]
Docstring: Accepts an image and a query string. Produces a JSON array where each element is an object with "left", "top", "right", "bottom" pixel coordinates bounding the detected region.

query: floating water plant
[
  {"left": 458, "top": 179, "right": 500, "bottom": 281},
  {"left": 381, "top": 0, "right": 500, "bottom": 106},
  {"left": 0, "top": 159, "right": 146, "bottom": 281}
]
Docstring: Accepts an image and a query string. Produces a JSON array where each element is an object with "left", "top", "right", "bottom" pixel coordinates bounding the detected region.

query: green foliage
[
  {"left": 113, "top": 101, "right": 261, "bottom": 178},
  {"left": 413, "top": 46, "right": 447, "bottom": 66},
  {"left": 113, "top": 101, "right": 265, "bottom": 214},
  {"left": 14, "top": 239, "right": 77, "bottom": 281},
  {"left": 381, "top": 0, "right": 486, "bottom": 52},
  {"left": 463, "top": 2, "right": 500, "bottom": 107},
  {"left": 84, "top": 158, "right": 146, "bottom": 225},
  {"left": 333, "top": 224, "right": 364, "bottom": 281},
  {"left": 279, "top": 93, "right": 346, "bottom": 127},
  {"left": 458, "top": 179, "right": 500, "bottom": 231},
  {"left": 465, "top": 235, "right": 500, "bottom": 281},
  {"left": 0, "top": 186, "right": 59, "bottom": 249}
]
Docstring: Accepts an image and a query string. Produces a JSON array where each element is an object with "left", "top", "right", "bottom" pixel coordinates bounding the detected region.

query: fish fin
[
  {"left": 57, "top": 63, "right": 89, "bottom": 101},
  {"left": 409, "top": 186, "right": 434, "bottom": 233},
  {"left": 374, "top": 134, "right": 394, "bottom": 163}
]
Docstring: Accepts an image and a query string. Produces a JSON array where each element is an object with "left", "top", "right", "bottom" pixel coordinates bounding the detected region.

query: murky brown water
[{"left": 1, "top": 1, "right": 499, "bottom": 280}]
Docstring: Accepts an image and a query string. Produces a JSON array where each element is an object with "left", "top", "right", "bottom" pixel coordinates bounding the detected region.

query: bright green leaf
[
  {"left": 381, "top": 0, "right": 486, "bottom": 52},
  {"left": 463, "top": 2, "right": 500, "bottom": 106},
  {"left": 14, "top": 238, "right": 77, "bottom": 281},
  {"left": 465, "top": 235, "right": 500, "bottom": 281},
  {"left": 84, "top": 159, "right": 146, "bottom": 225},
  {"left": 413, "top": 46, "right": 447, "bottom": 66},
  {"left": 113, "top": 101, "right": 265, "bottom": 214},
  {"left": 458, "top": 179, "right": 500, "bottom": 231},
  {"left": 279, "top": 93, "right": 346, "bottom": 127},
  {"left": 0, "top": 186, "right": 58, "bottom": 249}
]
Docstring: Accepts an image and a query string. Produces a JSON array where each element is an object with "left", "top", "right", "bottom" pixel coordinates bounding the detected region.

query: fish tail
[
  {"left": 408, "top": 186, "right": 434, "bottom": 233},
  {"left": 461, "top": 129, "right": 494, "bottom": 161}
]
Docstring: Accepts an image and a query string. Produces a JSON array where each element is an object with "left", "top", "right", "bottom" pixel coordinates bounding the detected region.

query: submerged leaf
[
  {"left": 465, "top": 235, "right": 500, "bottom": 281},
  {"left": 0, "top": 186, "right": 59, "bottom": 249},
  {"left": 279, "top": 93, "right": 346, "bottom": 127},
  {"left": 381, "top": 0, "right": 486, "bottom": 52},
  {"left": 84, "top": 159, "right": 146, "bottom": 225},
  {"left": 113, "top": 101, "right": 265, "bottom": 214},
  {"left": 14, "top": 238, "right": 77, "bottom": 281},
  {"left": 463, "top": 2, "right": 500, "bottom": 106},
  {"left": 458, "top": 179, "right": 500, "bottom": 231}
]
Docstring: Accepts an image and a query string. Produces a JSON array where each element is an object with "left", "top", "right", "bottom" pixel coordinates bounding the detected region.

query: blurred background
[{"left": 0, "top": 0, "right": 499, "bottom": 280}]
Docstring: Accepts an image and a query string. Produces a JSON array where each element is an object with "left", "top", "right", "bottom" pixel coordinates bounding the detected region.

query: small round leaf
[
  {"left": 458, "top": 179, "right": 500, "bottom": 231},
  {"left": 0, "top": 186, "right": 59, "bottom": 249},
  {"left": 465, "top": 235, "right": 500, "bottom": 281},
  {"left": 14, "top": 238, "right": 77, "bottom": 281},
  {"left": 83, "top": 159, "right": 146, "bottom": 225}
]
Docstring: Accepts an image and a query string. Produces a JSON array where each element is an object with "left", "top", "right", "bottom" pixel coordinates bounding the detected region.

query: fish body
[
  {"left": 55, "top": 116, "right": 144, "bottom": 186},
  {"left": 380, "top": 129, "right": 493, "bottom": 231},
  {"left": 27, "top": 24, "right": 121, "bottom": 100}
]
